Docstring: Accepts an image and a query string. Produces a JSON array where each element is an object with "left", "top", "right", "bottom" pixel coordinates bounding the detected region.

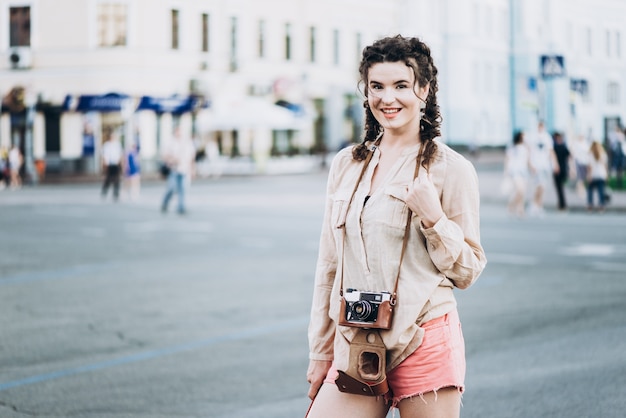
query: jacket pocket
[
  {"left": 383, "top": 185, "right": 410, "bottom": 230},
  {"left": 331, "top": 191, "right": 352, "bottom": 229}
]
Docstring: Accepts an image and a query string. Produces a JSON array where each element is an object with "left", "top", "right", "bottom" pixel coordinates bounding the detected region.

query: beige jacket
[{"left": 308, "top": 140, "right": 487, "bottom": 372}]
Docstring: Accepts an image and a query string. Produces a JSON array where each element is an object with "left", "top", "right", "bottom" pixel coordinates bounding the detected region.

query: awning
[
  {"left": 200, "top": 97, "right": 309, "bottom": 131},
  {"left": 136, "top": 95, "right": 209, "bottom": 114},
  {"left": 64, "top": 92, "right": 131, "bottom": 113},
  {"left": 63, "top": 93, "right": 209, "bottom": 114}
]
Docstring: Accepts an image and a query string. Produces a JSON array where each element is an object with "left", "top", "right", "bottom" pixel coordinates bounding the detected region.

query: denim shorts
[{"left": 325, "top": 309, "right": 466, "bottom": 406}]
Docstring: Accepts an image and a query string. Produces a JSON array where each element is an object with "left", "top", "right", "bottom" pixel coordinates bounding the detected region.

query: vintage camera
[{"left": 343, "top": 288, "right": 392, "bottom": 325}]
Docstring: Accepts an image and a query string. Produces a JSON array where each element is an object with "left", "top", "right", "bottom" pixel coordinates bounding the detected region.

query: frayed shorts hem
[{"left": 388, "top": 384, "right": 463, "bottom": 408}]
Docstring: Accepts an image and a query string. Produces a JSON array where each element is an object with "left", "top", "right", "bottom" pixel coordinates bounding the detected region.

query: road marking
[
  {"left": 0, "top": 316, "right": 309, "bottom": 392},
  {"left": 560, "top": 244, "right": 615, "bottom": 257}
]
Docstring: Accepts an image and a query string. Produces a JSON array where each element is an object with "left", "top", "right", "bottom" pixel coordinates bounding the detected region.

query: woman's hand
[
  {"left": 307, "top": 360, "right": 332, "bottom": 400},
  {"left": 406, "top": 169, "right": 444, "bottom": 228}
]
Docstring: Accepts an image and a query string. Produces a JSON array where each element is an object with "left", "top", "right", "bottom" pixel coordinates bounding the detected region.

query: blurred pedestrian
[
  {"left": 607, "top": 124, "right": 625, "bottom": 188},
  {"left": 504, "top": 131, "right": 530, "bottom": 218},
  {"left": 204, "top": 137, "right": 223, "bottom": 178},
  {"left": 526, "top": 121, "right": 556, "bottom": 217},
  {"left": 570, "top": 134, "right": 590, "bottom": 198},
  {"left": 161, "top": 126, "right": 196, "bottom": 215},
  {"left": 100, "top": 130, "right": 123, "bottom": 201},
  {"left": 551, "top": 132, "right": 572, "bottom": 211},
  {"left": 0, "top": 146, "right": 9, "bottom": 190},
  {"left": 124, "top": 142, "right": 141, "bottom": 201},
  {"left": 8, "top": 144, "right": 23, "bottom": 190},
  {"left": 587, "top": 140, "right": 608, "bottom": 212}
]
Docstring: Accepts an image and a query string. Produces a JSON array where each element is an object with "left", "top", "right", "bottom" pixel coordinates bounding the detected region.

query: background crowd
[{"left": 503, "top": 121, "right": 625, "bottom": 217}]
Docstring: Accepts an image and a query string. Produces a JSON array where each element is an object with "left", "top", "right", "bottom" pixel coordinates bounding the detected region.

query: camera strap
[{"left": 339, "top": 139, "right": 426, "bottom": 306}]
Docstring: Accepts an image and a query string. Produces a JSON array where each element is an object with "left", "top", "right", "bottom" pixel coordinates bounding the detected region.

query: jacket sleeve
[
  {"left": 307, "top": 158, "right": 341, "bottom": 361},
  {"left": 419, "top": 157, "right": 487, "bottom": 289}
]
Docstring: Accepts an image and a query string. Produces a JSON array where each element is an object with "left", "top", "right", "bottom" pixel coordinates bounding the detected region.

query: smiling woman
[{"left": 306, "top": 35, "right": 486, "bottom": 418}]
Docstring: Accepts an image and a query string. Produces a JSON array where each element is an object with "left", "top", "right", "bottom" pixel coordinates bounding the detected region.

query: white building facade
[{"left": 1, "top": 0, "right": 625, "bottom": 177}]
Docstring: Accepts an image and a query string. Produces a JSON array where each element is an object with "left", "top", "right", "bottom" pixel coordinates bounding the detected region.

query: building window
[
  {"left": 171, "top": 9, "right": 179, "bottom": 49},
  {"left": 201, "top": 13, "right": 209, "bottom": 52},
  {"left": 285, "top": 23, "right": 292, "bottom": 60},
  {"left": 97, "top": 3, "right": 127, "bottom": 47},
  {"left": 258, "top": 20, "right": 265, "bottom": 58},
  {"left": 606, "top": 30, "right": 611, "bottom": 57},
  {"left": 607, "top": 82, "right": 620, "bottom": 105},
  {"left": 333, "top": 29, "right": 340, "bottom": 66},
  {"left": 309, "top": 26, "right": 316, "bottom": 63},
  {"left": 9, "top": 6, "right": 31, "bottom": 47},
  {"left": 230, "top": 17, "right": 238, "bottom": 71},
  {"left": 616, "top": 31, "right": 622, "bottom": 58}
]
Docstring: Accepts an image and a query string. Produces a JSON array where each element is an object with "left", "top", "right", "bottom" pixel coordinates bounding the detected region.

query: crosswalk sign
[{"left": 540, "top": 55, "right": 566, "bottom": 78}]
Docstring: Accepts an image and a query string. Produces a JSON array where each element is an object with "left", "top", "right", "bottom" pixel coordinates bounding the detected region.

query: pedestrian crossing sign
[{"left": 540, "top": 55, "right": 566, "bottom": 78}]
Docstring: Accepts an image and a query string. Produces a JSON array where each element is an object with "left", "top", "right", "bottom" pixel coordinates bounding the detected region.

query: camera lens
[{"left": 350, "top": 300, "right": 372, "bottom": 320}]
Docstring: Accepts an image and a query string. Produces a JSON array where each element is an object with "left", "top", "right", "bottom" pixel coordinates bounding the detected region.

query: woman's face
[{"left": 367, "top": 61, "right": 429, "bottom": 133}]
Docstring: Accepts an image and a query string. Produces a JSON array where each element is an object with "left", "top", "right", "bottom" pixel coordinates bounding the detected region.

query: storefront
[{"left": 62, "top": 93, "right": 208, "bottom": 174}]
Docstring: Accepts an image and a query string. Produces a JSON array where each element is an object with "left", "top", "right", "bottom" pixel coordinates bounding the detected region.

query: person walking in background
[
  {"left": 570, "top": 134, "right": 590, "bottom": 199},
  {"left": 100, "top": 130, "right": 123, "bottom": 201},
  {"left": 504, "top": 131, "right": 530, "bottom": 218},
  {"left": 8, "top": 144, "right": 23, "bottom": 190},
  {"left": 551, "top": 132, "right": 572, "bottom": 211},
  {"left": 587, "top": 140, "right": 609, "bottom": 212},
  {"left": 526, "top": 121, "right": 556, "bottom": 217},
  {"left": 124, "top": 142, "right": 141, "bottom": 201},
  {"left": 161, "top": 126, "right": 196, "bottom": 215},
  {"left": 306, "top": 35, "right": 486, "bottom": 418},
  {"left": 0, "top": 146, "right": 9, "bottom": 190},
  {"left": 607, "top": 124, "right": 625, "bottom": 189},
  {"left": 204, "top": 137, "right": 223, "bottom": 178}
]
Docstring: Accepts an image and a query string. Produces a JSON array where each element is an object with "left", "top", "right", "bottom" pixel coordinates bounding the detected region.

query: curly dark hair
[{"left": 352, "top": 35, "right": 441, "bottom": 169}]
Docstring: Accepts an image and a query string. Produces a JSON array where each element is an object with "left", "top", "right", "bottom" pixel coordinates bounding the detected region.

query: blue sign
[
  {"left": 570, "top": 78, "right": 588, "bottom": 95},
  {"left": 78, "top": 93, "right": 130, "bottom": 113},
  {"left": 136, "top": 95, "right": 209, "bottom": 114},
  {"left": 540, "top": 55, "right": 566, "bottom": 78}
]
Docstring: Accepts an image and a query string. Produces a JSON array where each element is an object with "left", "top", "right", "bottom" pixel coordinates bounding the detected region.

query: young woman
[
  {"left": 306, "top": 35, "right": 487, "bottom": 418},
  {"left": 504, "top": 131, "right": 531, "bottom": 218},
  {"left": 586, "top": 140, "right": 609, "bottom": 212}
]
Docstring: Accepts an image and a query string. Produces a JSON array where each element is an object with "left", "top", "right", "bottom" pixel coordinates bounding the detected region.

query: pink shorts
[{"left": 325, "top": 309, "right": 466, "bottom": 405}]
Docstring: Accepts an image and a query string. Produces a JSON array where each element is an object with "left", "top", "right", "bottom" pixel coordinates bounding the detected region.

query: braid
[{"left": 352, "top": 101, "right": 382, "bottom": 161}]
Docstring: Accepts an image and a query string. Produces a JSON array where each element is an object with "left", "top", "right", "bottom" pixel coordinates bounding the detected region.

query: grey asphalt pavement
[{"left": 1, "top": 154, "right": 626, "bottom": 417}]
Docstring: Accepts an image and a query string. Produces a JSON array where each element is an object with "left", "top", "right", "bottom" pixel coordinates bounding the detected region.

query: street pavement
[{"left": 1, "top": 152, "right": 626, "bottom": 417}]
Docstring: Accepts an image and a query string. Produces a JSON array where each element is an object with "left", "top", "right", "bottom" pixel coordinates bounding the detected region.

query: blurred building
[
  {"left": 0, "top": 0, "right": 625, "bottom": 179},
  {"left": 0, "top": 0, "right": 402, "bottom": 178}
]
